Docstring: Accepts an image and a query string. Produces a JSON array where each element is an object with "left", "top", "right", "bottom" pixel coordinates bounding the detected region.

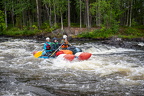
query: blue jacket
[{"left": 43, "top": 42, "right": 52, "bottom": 53}]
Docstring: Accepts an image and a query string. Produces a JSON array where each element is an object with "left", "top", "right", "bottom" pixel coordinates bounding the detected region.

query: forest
[{"left": 0, "top": 0, "right": 144, "bottom": 39}]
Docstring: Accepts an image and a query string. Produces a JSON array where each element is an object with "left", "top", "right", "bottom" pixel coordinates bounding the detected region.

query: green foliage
[
  {"left": 42, "top": 23, "right": 59, "bottom": 32},
  {"left": 55, "top": 0, "right": 67, "bottom": 16},
  {"left": 14, "top": 1, "right": 30, "bottom": 15},
  {"left": 78, "top": 29, "right": 116, "bottom": 39},
  {"left": 77, "top": 26, "right": 144, "bottom": 39},
  {"left": 90, "top": 0, "right": 121, "bottom": 30},
  {"left": 131, "top": 19, "right": 139, "bottom": 26},
  {"left": 71, "top": 23, "right": 81, "bottom": 27},
  {"left": 77, "top": 31, "right": 93, "bottom": 38},
  {"left": 75, "top": 0, "right": 85, "bottom": 15},
  {"left": 0, "top": 0, "right": 143, "bottom": 39},
  {"left": 32, "top": 25, "right": 39, "bottom": 32},
  {"left": 117, "top": 35, "right": 138, "bottom": 39},
  {"left": 2, "top": 27, "right": 38, "bottom": 36},
  {"left": 0, "top": 10, "right": 6, "bottom": 32},
  {"left": 110, "top": 22, "right": 120, "bottom": 34},
  {"left": 124, "top": 28, "right": 139, "bottom": 35},
  {"left": 122, "top": 27, "right": 144, "bottom": 37},
  {"left": 133, "top": 25, "right": 144, "bottom": 29}
]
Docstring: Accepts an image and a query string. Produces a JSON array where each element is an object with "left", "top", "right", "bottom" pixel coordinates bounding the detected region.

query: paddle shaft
[
  {"left": 50, "top": 37, "right": 71, "bottom": 57},
  {"left": 50, "top": 44, "right": 63, "bottom": 57}
]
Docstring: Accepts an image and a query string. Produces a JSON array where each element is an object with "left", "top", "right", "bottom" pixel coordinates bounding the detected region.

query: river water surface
[{"left": 0, "top": 37, "right": 144, "bottom": 96}]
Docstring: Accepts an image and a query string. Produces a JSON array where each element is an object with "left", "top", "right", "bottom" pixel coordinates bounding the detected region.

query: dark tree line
[{"left": 0, "top": 0, "right": 144, "bottom": 32}]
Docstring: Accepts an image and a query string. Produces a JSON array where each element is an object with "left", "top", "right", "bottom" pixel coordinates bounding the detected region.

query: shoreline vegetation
[{"left": 0, "top": 26, "right": 144, "bottom": 42}]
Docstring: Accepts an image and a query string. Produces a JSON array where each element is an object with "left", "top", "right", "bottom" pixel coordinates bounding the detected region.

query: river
[{"left": 0, "top": 37, "right": 144, "bottom": 96}]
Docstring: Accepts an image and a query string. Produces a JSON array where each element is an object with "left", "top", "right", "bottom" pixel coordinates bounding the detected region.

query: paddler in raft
[
  {"left": 60, "top": 35, "right": 82, "bottom": 54},
  {"left": 42, "top": 37, "right": 53, "bottom": 57},
  {"left": 51, "top": 37, "right": 61, "bottom": 56},
  {"left": 60, "top": 35, "right": 71, "bottom": 50},
  {"left": 51, "top": 37, "right": 60, "bottom": 51}
]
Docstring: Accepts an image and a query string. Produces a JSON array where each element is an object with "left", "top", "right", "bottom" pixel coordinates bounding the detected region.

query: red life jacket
[{"left": 46, "top": 43, "right": 51, "bottom": 50}]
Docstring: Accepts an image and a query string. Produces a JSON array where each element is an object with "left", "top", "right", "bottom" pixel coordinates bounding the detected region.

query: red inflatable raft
[
  {"left": 33, "top": 50, "right": 92, "bottom": 61},
  {"left": 55, "top": 50, "right": 92, "bottom": 61}
]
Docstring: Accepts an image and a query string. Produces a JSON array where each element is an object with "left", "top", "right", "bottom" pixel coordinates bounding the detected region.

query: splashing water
[{"left": 0, "top": 38, "right": 144, "bottom": 96}]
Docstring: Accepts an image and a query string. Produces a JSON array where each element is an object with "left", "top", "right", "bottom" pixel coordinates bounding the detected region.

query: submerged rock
[{"left": 101, "top": 36, "right": 144, "bottom": 50}]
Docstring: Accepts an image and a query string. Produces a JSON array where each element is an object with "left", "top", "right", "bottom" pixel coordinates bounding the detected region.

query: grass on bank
[
  {"left": 1, "top": 29, "right": 38, "bottom": 36},
  {"left": 0, "top": 24, "right": 144, "bottom": 39},
  {"left": 0, "top": 23, "right": 59, "bottom": 37},
  {"left": 77, "top": 27, "right": 144, "bottom": 39}
]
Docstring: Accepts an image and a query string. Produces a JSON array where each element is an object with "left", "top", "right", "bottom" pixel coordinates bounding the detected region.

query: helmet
[
  {"left": 46, "top": 37, "right": 50, "bottom": 40},
  {"left": 63, "top": 35, "right": 67, "bottom": 39},
  {"left": 52, "top": 37, "right": 57, "bottom": 42}
]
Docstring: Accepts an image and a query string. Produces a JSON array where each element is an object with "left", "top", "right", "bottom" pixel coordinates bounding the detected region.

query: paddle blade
[
  {"left": 34, "top": 51, "right": 43, "bottom": 58},
  {"left": 33, "top": 51, "right": 38, "bottom": 55}
]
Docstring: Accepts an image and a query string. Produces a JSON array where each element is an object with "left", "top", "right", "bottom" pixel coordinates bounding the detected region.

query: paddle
[
  {"left": 34, "top": 42, "right": 64, "bottom": 58},
  {"left": 34, "top": 51, "right": 43, "bottom": 58},
  {"left": 50, "top": 36, "right": 71, "bottom": 57},
  {"left": 34, "top": 35, "right": 69, "bottom": 58},
  {"left": 50, "top": 43, "right": 63, "bottom": 57}
]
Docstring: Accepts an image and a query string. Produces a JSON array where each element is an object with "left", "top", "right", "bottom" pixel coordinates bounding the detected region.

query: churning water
[{"left": 0, "top": 37, "right": 144, "bottom": 96}]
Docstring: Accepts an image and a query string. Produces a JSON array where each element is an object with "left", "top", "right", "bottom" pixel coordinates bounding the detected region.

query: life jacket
[
  {"left": 53, "top": 42, "right": 59, "bottom": 49},
  {"left": 46, "top": 43, "right": 51, "bottom": 50},
  {"left": 61, "top": 41, "right": 69, "bottom": 49}
]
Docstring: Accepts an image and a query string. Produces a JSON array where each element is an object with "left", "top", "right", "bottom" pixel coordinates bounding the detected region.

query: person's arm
[
  {"left": 43, "top": 43, "right": 47, "bottom": 50},
  {"left": 60, "top": 39, "right": 64, "bottom": 44}
]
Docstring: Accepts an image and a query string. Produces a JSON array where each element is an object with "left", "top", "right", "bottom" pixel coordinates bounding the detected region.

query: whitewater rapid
[{"left": 0, "top": 38, "right": 143, "bottom": 96}]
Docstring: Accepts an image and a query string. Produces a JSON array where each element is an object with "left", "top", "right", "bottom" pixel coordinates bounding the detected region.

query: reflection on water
[{"left": 0, "top": 38, "right": 144, "bottom": 96}]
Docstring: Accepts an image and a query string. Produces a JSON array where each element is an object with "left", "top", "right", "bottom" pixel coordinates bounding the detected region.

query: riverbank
[
  {"left": 1, "top": 35, "right": 144, "bottom": 52},
  {"left": 0, "top": 27, "right": 144, "bottom": 42}
]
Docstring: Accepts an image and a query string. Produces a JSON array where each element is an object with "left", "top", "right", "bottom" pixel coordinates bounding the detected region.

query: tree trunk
[
  {"left": 53, "top": 0, "right": 57, "bottom": 24},
  {"left": 22, "top": 11, "right": 26, "bottom": 27},
  {"left": 49, "top": 7, "right": 52, "bottom": 27},
  {"left": 95, "top": 0, "right": 98, "bottom": 26},
  {"left": 36, "top": 0, "right": 40, "bottom": 28},
  {"left": 4, "top": 2, "right": 8, "bottom": 28},
  {"left": 80, "top": 0, "right": 82, "bottom": 30},
  {"left": 28, "top": 11, "right": 32, "bottom": 28},
  {"left": 45, "top": 4, "right": 50, "bottom": 24},
  {"left": 96, "top": 0, "right": 101, "bottom": 27},
  {"left": 84, "top": 5, "right": 87, "bottom": 27},
  {"left": 68, "top": 0, "right": 71, "bottom": 29},
  {"left": 126, "top": 1, "right": 130, "bottom": 26},
  {"left": 61, "top": 13, "right": 64, "bottom": 31},
  {"left": 86, "top": 0, "right": 90, "bottom": 30},
  {"left": 129, "top": 0, "right": 133, "bottom": 27},
  {"left": 49, "top": 0, "right": 52, "bottom": 27},
  {"left": 11, "top": 0, "right": 15, "bottom": 27}
]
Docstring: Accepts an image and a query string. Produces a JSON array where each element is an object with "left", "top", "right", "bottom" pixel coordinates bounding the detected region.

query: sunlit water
[{"left": 0, "top": 37, "right": 144, "bottom": 96}]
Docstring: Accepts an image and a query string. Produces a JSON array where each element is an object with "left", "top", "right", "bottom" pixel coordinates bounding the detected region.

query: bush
[
  {"left": 2, "top": 27, "right": 38, "bottom": 36},
  {"left": 122, "top": 27, "right": 144, "bottom": 37},
  {"left": 0, "top": 10, "right": 6, "bottom": 32},
  {"left": 78, "top": 28, "right": 116, "bottom": 38}
]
